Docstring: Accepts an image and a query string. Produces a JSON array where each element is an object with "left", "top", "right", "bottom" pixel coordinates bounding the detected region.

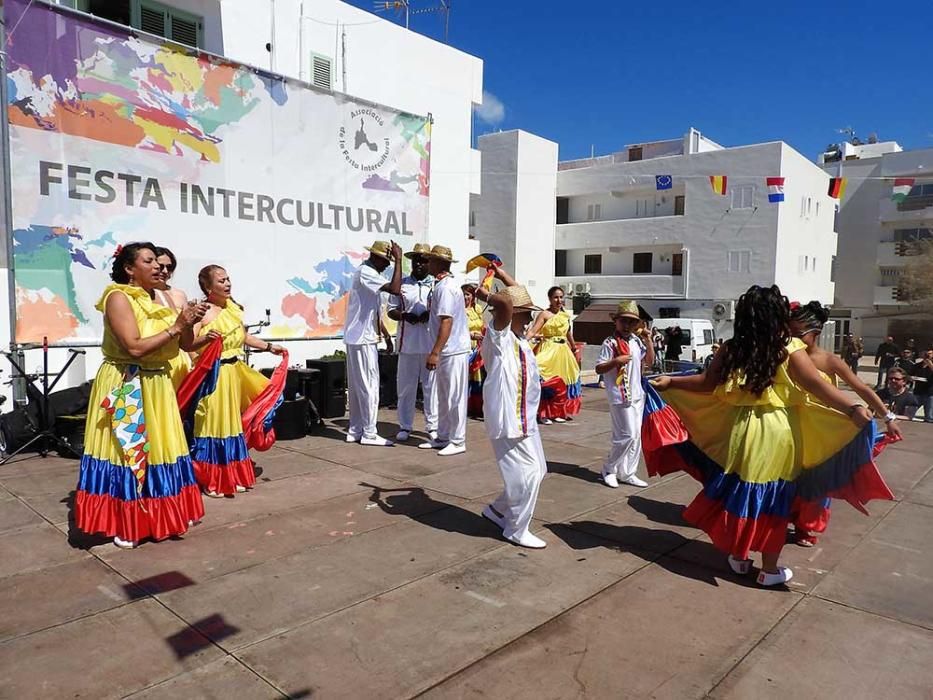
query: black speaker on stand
[
  {"left": 378, "top": 351, "right": 398, "bottom": 408},
  {"left": 305, "top": 357, "right": 346, "bottom": 419}
]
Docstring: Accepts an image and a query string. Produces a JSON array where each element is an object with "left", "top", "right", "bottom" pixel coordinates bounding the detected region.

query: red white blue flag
[{"left": 767, "top": 177, "right": 785, "bottom": 203}]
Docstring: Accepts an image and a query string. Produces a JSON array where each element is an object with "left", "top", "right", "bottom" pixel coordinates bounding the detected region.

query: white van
[{"left": 651, "top": 318, "right": 717, "bottom": 363}]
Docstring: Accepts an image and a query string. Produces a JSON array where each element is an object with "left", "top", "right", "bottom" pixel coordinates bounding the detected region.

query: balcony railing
[
  {"left": 556, "top": 274, "right": 685, "bottom": 298},
  {"left": 880, "top": 197, "right": 933, "bottom": 223},
  {"left": 556, "top": 216, "right": 687, "bottom": 249}
]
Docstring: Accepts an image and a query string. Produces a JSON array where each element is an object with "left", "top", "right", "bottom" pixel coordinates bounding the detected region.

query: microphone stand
[
  {"left": 1, "top": 337, "right": 86, "bottom": 465},
  {"left": 243, "top": 308, "right": 272, "bottom": 368}
]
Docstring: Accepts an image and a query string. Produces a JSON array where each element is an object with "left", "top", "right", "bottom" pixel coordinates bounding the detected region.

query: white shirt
[
  {"left": 481, "top": 324, "right": 541, "bottom": 440},
  {"left": 388, "top": 274, "right": 434, "bottom": 355},
  {"left": 343, "top": 263, "right": 386, "bottom": 346},
  {"left": 597, "top": 334, "right": 646, "bottom": 406},
  {"left": 429, "top": 274, "right": 471, "bottom": 356}
]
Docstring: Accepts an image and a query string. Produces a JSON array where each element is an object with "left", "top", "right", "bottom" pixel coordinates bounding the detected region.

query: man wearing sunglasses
[{"left": 877, "top": 368, "right": 920, "bottom": 420}]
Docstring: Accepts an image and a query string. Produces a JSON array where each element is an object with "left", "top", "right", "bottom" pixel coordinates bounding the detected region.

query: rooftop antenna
[
  {"left": 375, "top": 0, "right": 452, "bottom": 42},
  {"left": 836, "top": 126, "right": 858, "bottom": 144}
]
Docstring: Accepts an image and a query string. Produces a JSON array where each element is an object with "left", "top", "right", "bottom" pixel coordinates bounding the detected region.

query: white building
[
  {"left": 1, "top": 0, "right": 483, "bottom": 399},
  {"left": 819, "top": 140, "right": 933, "bottom": 352},
  {"left": 472, "top": 128, "right": 837, "bottom": 338}
]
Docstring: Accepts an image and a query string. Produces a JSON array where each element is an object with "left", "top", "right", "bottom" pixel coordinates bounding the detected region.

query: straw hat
[
  {"left": 424, "top": 244, "right": 458, "bottom": 263},
  {"left": 503, "top": 285, "right": 541, "bottom": 312},
  {"left": 611, "top": 300, "right": 640, "bottom": 320},
  {"left": 364, "top": 240, "right": 392, "bottom": 260},
  {"left": 404, "top": 242, "right": 432, "bottom": 259}
]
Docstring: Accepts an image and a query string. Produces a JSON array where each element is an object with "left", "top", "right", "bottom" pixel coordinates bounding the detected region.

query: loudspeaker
[
  {"left": 305, "top": 358, "right": 346, "bottom": 419},
  {"left": 378, "top": 352, "right": 398, "bottom": 408},
  {"left": 48, "top": 382, "right": 92, "bottom": 419},
  {"left": 272, "top": 398, "right": 311, "bottom": 440}
]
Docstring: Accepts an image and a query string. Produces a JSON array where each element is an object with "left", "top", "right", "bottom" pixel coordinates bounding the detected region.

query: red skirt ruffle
[
  {"left": 193, "top": 457, "right": 257, "bottom": 496},
  {"left": 75, "top": 485, "right": 205, "bottom": 542}
]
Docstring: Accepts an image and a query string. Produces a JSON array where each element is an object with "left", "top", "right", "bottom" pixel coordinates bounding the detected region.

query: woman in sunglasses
[{"left": 153, "top": 246, "right": 192, "bottom": 388}]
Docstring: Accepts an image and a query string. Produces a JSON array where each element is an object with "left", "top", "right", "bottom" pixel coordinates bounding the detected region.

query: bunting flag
[
  {"left": 828, "top": 177, "right": 848, "bottom": 199},
  {"left": 766, "top": 177, "right": 785, "bottom": 203},
  {"left": 100, "top": 365, "right": 149, "bottom": 499},
  {"left": 891, "top": 178, "right": 915, "bottom": 203},
  {"left": 465, "top": 253, "right": 502, "bottom": 291},
  {"left": 709, "top": 175, "right": 728, "bottom": 195},
  {"left": 655, "top": 175, "right": 672, "bottom": 190}
]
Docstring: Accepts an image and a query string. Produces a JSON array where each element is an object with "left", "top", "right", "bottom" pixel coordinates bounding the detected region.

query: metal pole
[{"left": 0, "top": 2, "right": 22, "bottom": 402}]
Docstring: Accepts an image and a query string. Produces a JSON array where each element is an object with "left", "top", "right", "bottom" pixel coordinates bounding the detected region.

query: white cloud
[{"left": 475, "top": 90, "right": 505, "bottom": 126}]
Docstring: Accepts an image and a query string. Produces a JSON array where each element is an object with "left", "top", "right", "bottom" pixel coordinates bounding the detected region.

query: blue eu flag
[{"left": 655, "top": 175, "right": 672, "bottom": 190}]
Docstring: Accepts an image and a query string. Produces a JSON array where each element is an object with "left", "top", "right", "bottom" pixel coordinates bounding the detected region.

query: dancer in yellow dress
[
  {"left": 75, "top": 242, "right": 207, "bottom": 549},
  {"left": 649, "top": 285, "right": 893, "bottom": 586},
  {"left": 463, "top": 284, "right": 486, "bottom": 417},
  {"left": 153, "top": 246, "right": 192, "bottom": 389},
  {"left": 526, "top": 286, "right": 581, "bottom": 423},
  {"left": 189, "top": 265, "right": 285, "bottom": 498}
]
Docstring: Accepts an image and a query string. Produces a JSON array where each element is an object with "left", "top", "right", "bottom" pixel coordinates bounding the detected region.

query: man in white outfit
[
  {"left": 420, "top": 245, "right": 471, "bottom": 456},
  {"left": 343, "top": 240, "right": 403, "bottom": 446},
  {"left": 474, "top": 266, "right": 548, "bottom": 549},
  {"left": 595, "top": 300, "right": 655, "bottom": 488},
  {"left": 387, "top": 243, "right": 437, "bottom": 443}
]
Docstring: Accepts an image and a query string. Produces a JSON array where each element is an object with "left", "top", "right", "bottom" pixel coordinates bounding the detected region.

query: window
[
  {"left": 65, "top": 0, "right": 204, "bottom": 48},
  {"left": 671, "top": 253, "right": 683, "bottom": 276},
  {"left": 556, "top": 197, "right": 570, "bottom": 225},
  {"left": 728, "top": 250, "right": 750, "bottom": 273},
  {"left": 633, "top": 252, "right": 653, "bottom": 274},
  {"left": 702, "top": 329, "right": 715, "bottom": 345},
  {"left": 584, "top": 254, "right": 602, "bottom": 274},
  {"left": 468, "top": 210, "right": 476, "bottom": 227},
  {"left": 635, "top": 198, "right": 651, "bottom": 217},
  {"left": 731, "top": 185, "right": 754, "bottom": 209},
  {"left": 907, "top": 183, "right": 933, "bottom": 196},
  {"left": 674, "top": 195, "right": 685, "bottom": 215},
  {"left": 586, "top": 203, "right": 601, "bottom": 221},
  {"left": 311, "top": 53, "right": 333, "bottom": 90},
  {"left": 893, "top": 228, "right": 933, "bottom": 242},
  {"left": 831, "top": 255, "right": 837, "bottom": 282},
  {"left": 555, "top": 250, "right": 567, "bottom": 277},
  {"left": 628, "top": 146, "right": 643, "bottom": 162},
  {"left": 815, "top": 201, "right": 821, "bottom": 218}
]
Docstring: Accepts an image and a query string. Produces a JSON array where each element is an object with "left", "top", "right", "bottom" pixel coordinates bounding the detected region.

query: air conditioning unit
[
  {"left": 711, "top": 300, "right": 735, "bottom": 321},
  {"left": 561, "top": 283, "right": 575, "bottom": 295},
  {"left": 573, "top": 282, "right": 591, "bottom": 295}
]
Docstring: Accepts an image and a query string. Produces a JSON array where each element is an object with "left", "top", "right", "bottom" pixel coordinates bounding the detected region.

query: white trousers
[
  {"left": 603, "top": 396, "right": 645, "bottom": 479},
  {"left": 491, "top": 433, "right": 547, "bottom": 540},
  {"left": 436, "top": 352, "right": 468, "bottom": 446},
  {"left": 346, "top": 344, "right": 380, "bottom": 440},
  {"left": 396, "top": 352, "right": 437, "bottom": 433}
]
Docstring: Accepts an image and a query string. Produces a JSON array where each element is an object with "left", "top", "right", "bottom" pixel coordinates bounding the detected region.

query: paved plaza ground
[{"left": 1, "top": 383, "right": 932, "bottom": 698}]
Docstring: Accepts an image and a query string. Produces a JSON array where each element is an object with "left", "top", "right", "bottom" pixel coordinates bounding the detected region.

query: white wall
[{"left": 513, "top": 131, "right": 557, "bottom": 303}]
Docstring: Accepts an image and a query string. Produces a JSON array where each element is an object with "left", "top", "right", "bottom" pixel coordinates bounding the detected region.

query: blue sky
[{"left": 347, "top": 0, "right": 932, "bottom": 161}]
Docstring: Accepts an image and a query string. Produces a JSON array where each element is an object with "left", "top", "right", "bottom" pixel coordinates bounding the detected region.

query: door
[
  {"left": 674, "top": 195, "right": 685, "bottom": 215},
  {"left": 833, "top": 319, "right": 851, "bottom": 352},
  {"left": 671, "top": 253, "right": 683, "bottom": 276}
]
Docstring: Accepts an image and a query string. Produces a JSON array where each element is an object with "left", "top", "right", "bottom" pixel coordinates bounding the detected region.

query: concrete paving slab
[
  {"left": 124, "top": 655, "right": 285, "bottom": 699},
  {"left": 160, "top": 501, "right": 505, "bottom": 650},
  {"left": 415, "top": 459, "right": 506, "bottom": 501},
  {"left": 249, "top": 447, "right": 336, "bottom": 482},
  {"left": 0, "top": 557, "right": 133, "bottom": 642},
  {"left": 0, "top": 461, "right": 79, "bottom": 498},
  {"left": 0, "top": 521, "right": 88, "bottom": 579},
  {"left": 532, "top": 462, "right": 653, "bottom": 524},
  {"left": 0, "top": 492, "right": 46, "bottom": 533},
  {"left": 238, "top": 525, "right": 647, "bottom": 698},
  {"left": 96, "top": 481, "right": 453, "bottom": 587},
  {"left": 423, "top": 556, "right": 801, "bottom": 700},
  {"left": 873, "top": 448, "right": 932, "bottom": 500},
  {"left": 711, "top": 598, "right": 933, "bottom": 700},
  {"left": 0, "top": 598, "right": 224, "bottom": 698},
  {"left": 906, "top": 468, "right": 933, "bottom": 507},
  {"left": 814, "top": 502, "right": 933, "bottom": 629},
  {"left": 537, "top": 439, "right": 607, "bottom": 470}
]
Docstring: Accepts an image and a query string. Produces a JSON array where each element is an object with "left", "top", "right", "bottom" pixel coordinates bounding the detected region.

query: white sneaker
[
  {"left": 428, "top": 430, "right": 438, "bottom": 442},
  {"left": 757, "top": 567, "right": 794, "bottom": 587},
  {"left": 418, "top": 439, "right": 447, "bottom": 450},
  {"left": 113, "top": 536, "right": 137, "bottom": 549},
  {"left": 235, "top": 485, "right": 247, "bottom": 493},
  {"left": 621, "top": 475, "right": 649, "bottom": 488},
  {"left": 395, "top": 430, "right": 410, "bottom": 442},
  {"left": 539, "top": 418, "right": 553, "bottom": 425},
  {"left": 602, "top": 472, "right": 620, "bottom": 489},
  {"left": 438, "top": 443, "right": 466, "bottom": 457},
  {"left": 481, "top": 504, "right": 505, "bottom": 529},
  {"left": 345, "top": 433, "right": 361, "bottom": 443},
  {"left": 727, "top": 555, "right": 753, "bottom": 575},
  {"left": 506, "top": 531, "right": 547, "bottom": 549},
  {"left": 361, "top": 435, "right": 394, "bottom": 447},
  {"left": 553, "top": 417, "right": 566, "bottom": 423},
  {"left": 205, "top": 490, "right": 224, "bottom": 499}
]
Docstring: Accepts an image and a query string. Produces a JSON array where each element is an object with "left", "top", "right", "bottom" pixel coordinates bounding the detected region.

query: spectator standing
[
  {"left": 878, "top": 367, "right": 920, "bottom": 419},
  {"left": 912, "top": 350, "right": 933, "bottom": 423},
  {"left": 664, "top": 325, "right": 685, "bottom": 364},
  {"left": 874, "top": 335, "right": 900, "bottom": 388}
]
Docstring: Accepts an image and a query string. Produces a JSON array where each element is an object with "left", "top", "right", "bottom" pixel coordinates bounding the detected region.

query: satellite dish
[
  {"left": 868, "top": 132, "right": 878, "bottom": 144},
  {"left": 712, "top": 301, "right": 734, "bottom": 321}
]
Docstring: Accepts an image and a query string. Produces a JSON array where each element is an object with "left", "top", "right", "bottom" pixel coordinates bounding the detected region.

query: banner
[{"left": 4, "top": 0, "right": 431, "bottom": 344}]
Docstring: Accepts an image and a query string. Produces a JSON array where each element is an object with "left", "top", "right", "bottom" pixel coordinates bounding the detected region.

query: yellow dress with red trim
[
  {"left": 190, "top": 302, "right": 271, "bottom": 495},
  {"left": 168, "top": 344, "right": 192, "bottom": 390},
  {"left": 645, "top": 338, "right": 894, "bottom": 559},
  {"left": 534, "top": 310, "right": 581, "bottom": 418},
  {"left": 75, "top": 284, "right": 204, "bottom": 542},
  {"left": 467, "top": 304, "right": 486, "bottom": 417}
]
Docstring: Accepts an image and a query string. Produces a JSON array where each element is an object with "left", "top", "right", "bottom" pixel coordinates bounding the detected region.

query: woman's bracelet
[
  {"left": 264, "top": 342, "right": 272, "bottom": 352},
  {"left": 165, "top": 327, "right": 179, "bottom": 340}
]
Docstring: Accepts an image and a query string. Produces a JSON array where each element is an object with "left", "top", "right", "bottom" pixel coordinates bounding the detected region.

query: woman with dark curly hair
[
  {"left": 649, "top": 285, "right": 894, "bottom": 586},
  {"left": 787, "top": 300, "right": 901, "bottom": 546},
  {"left": 75, "top": 242, "right": 208, "bottom": 549}
]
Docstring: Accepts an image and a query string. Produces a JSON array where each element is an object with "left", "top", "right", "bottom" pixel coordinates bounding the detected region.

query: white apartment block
[
  {"left": 819, "top": 140, "right": 933, "bottom": 353},
  {"left": 50, "top": 0, "right": 483, "bottom": 258},
  {"left": 472, "top": 128, "right": 837, "bottom": 337}
]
